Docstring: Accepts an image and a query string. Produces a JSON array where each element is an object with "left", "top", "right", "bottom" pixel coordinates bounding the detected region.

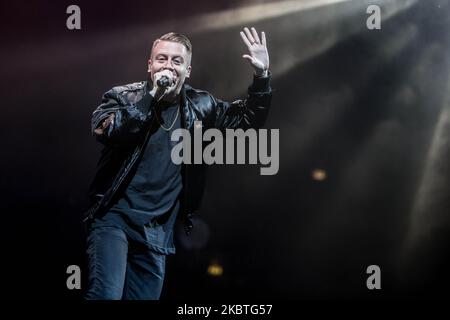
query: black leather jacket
[{"left": 84, "top": 75, "right": 272, "bottom": 233}]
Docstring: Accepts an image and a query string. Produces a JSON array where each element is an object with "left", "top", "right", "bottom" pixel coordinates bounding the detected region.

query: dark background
[{"left": 1, "top": 0, "right": 449, "bottom": 299}]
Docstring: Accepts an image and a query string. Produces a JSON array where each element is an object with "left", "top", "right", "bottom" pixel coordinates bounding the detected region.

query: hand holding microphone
[
  {"left": 157, "top": 75, "right": 172, "bottom": 88},
  {"left": 150, "top": 69, "right": 175, "bottom": 101},
  {"left": 156, "top": 70, "right": 175, "bottom": 87}
]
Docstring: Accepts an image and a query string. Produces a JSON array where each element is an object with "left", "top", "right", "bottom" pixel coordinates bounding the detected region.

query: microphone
[{"left": 157, "top": 76, "right": 172, "bottom": 88}]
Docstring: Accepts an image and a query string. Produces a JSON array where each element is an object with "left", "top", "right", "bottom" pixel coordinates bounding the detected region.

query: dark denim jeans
[{"left": 85, "top": 225, "right": 166, "bottom": 300}]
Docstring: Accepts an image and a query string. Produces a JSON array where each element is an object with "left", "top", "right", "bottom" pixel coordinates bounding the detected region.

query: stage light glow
[
  {"left": 312, "top": 169, "right": 327, "bottom": 181},
  {"left": 207, "top": 261, "right": 224, "bottom": 277}
]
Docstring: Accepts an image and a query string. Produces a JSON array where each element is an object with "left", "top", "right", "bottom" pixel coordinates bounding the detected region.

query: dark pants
[{"left": 85, "top": 225, "right": 166, "bottom": 300}]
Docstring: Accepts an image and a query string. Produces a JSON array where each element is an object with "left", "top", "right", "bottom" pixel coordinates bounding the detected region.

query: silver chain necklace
[{"left": 154, "top": 105, "right": 179, "bottom": 131}]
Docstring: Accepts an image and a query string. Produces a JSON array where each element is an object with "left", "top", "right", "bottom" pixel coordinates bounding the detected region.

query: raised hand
[{"left": 240, "top": 27, "right": 270, "bottom": 77}]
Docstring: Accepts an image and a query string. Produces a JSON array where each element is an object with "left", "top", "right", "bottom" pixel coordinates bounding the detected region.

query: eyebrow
[{"left": 155, "top": 53, "right": 184, "bottom": 61}]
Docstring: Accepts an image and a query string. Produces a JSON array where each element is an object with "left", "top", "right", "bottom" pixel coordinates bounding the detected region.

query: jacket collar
[{"left": 180, "top": 84, "right": 195, "bottom": 130}]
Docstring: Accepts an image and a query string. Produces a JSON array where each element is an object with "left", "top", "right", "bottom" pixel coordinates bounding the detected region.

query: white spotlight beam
[
  {"left": 189, "top": 0, "right": 353, "bottom": 33},
  {"left": 404, "top": 92, "right": 450, "bottom": 249}
]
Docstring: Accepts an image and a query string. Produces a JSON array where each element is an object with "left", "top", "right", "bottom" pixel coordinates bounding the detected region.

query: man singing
[{"left": 84, "top": 27, "right": 272, "bottom": 299}]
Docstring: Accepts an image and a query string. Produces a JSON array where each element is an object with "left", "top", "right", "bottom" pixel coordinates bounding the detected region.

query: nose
[{"left": 164, "top": 58, "right": 175, "bottom": 70}]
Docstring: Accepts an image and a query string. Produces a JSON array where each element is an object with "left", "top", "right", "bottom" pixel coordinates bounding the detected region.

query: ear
[
  {"left": 186, "top": 65, "right": 192, "bottom": 78},
  {"left": 147, "top": 58, "right": 152, "bottom": 73}
]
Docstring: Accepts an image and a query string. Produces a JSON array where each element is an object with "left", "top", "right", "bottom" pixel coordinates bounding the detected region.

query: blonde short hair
[{"left": 151, "top": 32, "right": 192, "bottom": 62}]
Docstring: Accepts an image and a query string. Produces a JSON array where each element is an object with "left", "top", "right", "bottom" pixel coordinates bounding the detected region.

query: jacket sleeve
[
  {"left": 213, "top": 73, "right": 272, "bottom": 130},
  {"left": 91, "top": 87, "right": 154, "bottom": 146}
]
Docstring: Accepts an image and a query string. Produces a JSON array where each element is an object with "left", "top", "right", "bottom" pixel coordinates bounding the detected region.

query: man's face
[{"left": 148, "top": 40, "right": 192, "bottom": 97}]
